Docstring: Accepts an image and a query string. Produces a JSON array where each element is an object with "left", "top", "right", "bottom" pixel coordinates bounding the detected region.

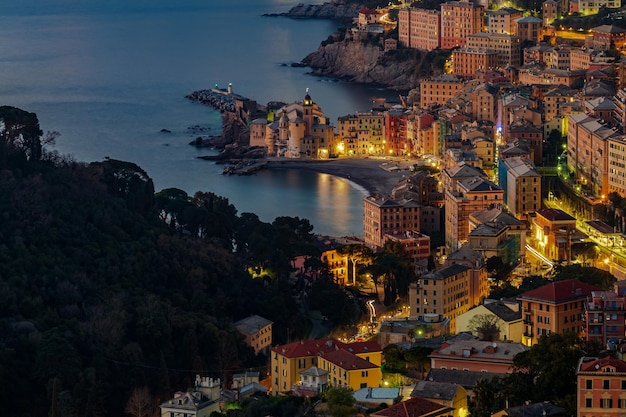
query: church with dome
[{"left": 249, "top": 89, "right": 335, "bottom": 158}]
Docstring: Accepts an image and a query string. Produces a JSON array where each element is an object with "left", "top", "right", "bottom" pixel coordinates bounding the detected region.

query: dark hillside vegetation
[{"left": 0, "top": 106, "right": 327, "bottom": 416}]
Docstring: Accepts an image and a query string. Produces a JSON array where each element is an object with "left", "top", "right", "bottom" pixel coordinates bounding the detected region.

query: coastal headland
[{"left": 186, "top": 88, "right": 414, "bottom": 197}]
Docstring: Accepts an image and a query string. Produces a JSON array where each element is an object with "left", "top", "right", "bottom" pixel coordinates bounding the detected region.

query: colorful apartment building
[
  {"left": 584, "top": 290, "right": 626, "bottom": 347},
  {"left": 452, "top": 48, "right": 499, "bottom": 77},
  {"left": 467, "top": 33, "right": 522, "bottom": 68},
  {"left": 398, "top": 7, "right": 441, "bottom": 51},
  {"left": 363, "top": 197, "right": 423, "bottom": 248},
  {"left": 487, "top": 7, "right": 523, "bottom": 34},
  {"left": 444, "top": 177, "right": 504, "bottom": 251},
  {"left": 568, "top": 113, "right": 620, "bottom": 199},
  {"left": 317, "top": 349, "right": 382, "bottom": 391},
  {"left": 420, "top": 75, "right": 465, "bottom": 108},
  {"left": 514, "top": 16, "right": 542, "bottom": 42},
  {"left": 440, "top": 1, "right": 484, "bottom": 50},
  {"left": 517, "top": 279, "right": 602, "bottom": 346},
  {"left": 576, "top": 355, "right": 626, "bottom": 417},
  {"left": 499, "top": 156, "right": 542, "bottom": 219},
  {"left": 608, "top": 135, "right": 626, "bottom": 196},
  {"left": 444, "top": 245, "right": 490, "bottom": 308},
  {"left": 385, "top": 110, "right": 409, "bottom": 156},
  {"left": 336, "top": 111, "right": 386, "bottom": 156},
  {"left": 507, "top": 121, "right": 544, "bottom": 165},
  {"left": 270, "top": 338, "right": 382, "bottom": 396},
  {"left": 531, "top": 208, "right": 577, "bottom": 263},
  {"left": 408, "top": 263, "right": 472, "bottom": 333}
]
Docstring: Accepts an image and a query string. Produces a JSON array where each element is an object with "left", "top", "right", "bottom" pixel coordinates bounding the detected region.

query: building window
[
  {"left": 586, "top": 398, "right": 592, "bottom": 408},
  {"left": 604, "top": 380, "right": 610, "bottom": 389},
  {"left": 601, "top": 398, "right": 613, "bottom": 408},
  {"left": 362, "top": 371, "right": 369, "bottom": 377},
  {"left": 586, "top": 379, "right": 592, "bottom": 389}
]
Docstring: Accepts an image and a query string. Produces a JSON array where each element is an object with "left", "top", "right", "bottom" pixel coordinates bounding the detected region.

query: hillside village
[{"left": 157, "top": 2, "right": 626, "bottom": 417}]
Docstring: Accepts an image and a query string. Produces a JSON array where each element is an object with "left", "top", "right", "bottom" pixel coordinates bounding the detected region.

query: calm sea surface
[{"left": 0, "top": 0, "right": 397, "bottom": 236}]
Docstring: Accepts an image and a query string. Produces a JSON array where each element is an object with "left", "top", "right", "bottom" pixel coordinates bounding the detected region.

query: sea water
[{"left": 0, "top": 0, "right": 397, "bottom": 236}]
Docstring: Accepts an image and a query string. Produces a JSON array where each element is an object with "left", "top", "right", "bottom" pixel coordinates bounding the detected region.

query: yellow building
[
  {"left": 271, "top": 338, "right": 382, "bottom": 396},
  {"left": 408, "top": 263, "right": 472, "bottom": 334},
  {"left": 410, "top": 380, "right": 468, "bottom": 417},
  {"left": 318, "top": 349, "right": 382, "bottom": 390},
  {"left": 456, "top": 300, "right": 523, "bottom": 342}
]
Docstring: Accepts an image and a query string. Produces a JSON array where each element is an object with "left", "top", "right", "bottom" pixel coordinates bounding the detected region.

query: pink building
[
  {"left": 440, "top": 1, "right": 484, "bottom": 50},
  {"left": 584, "top": 290, "right": 626, "bottom": 347}
]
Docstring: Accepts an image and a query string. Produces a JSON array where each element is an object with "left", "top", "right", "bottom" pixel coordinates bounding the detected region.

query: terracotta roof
[
  {"left": 535, "top": 208, "right": 576, "bottom": 221},
  {"left": 271, "top": 338, "right": 381, "bottom": 358},
  {"left": 578, "top": 355, "right": 626, "bottom": 373},
  {"left": 370, "top": 397, "right": 451, "bottom": 417},
  {"left": 519, "top": 279, "right": 602, "bottom": 303},
  {"left": 320, "top": 349, "right": 378, "bottom": 370}
]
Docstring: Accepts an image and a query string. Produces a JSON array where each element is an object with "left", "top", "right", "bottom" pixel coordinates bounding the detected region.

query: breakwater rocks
[
  {"left": 264, "top": 1, "right": 361, "bottom": 20},
  {"left": 186, "top": 90, "right": 236, "bottom": 113}
]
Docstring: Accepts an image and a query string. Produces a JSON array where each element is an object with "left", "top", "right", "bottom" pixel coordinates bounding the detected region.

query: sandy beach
[{"left": 265, "top": 157, "right": 414, "bottom": 197}]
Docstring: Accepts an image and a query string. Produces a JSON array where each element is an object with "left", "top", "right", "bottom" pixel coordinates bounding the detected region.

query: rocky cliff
[
  {"left": 302, "top": 39, "right": 446, "bottom": 91},
  {"left": 266, "top": 1, "right": 362, "bottom": 20}
]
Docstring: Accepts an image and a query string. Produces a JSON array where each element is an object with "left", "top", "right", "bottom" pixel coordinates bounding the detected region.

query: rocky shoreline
[{"left": 263, "top": 1, "right": 362, "bottom": 21}]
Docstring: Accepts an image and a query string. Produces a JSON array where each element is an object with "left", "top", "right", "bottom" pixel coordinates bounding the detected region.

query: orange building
[
  {"left": 517, "top": 279, "right": 602, "bottom": 346},
  {"left": 576, "top": 355, "right": 626, "bottom": 417},
  {"left": 420, "top": 75, "right": 465, "bottom": 108},
  {"left": 531, "top": 208, "right": 577, "bottom": 263},
  {"left": 452, "top": 48, "right": 499, "bottom": 77},
  {"left": 440, "top": 1, "right": 484, "bottom": 50}
]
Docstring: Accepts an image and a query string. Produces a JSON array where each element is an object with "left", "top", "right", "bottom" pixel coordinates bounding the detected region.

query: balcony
[
  {"left": 523, "top": 319, "right": 533, "bottom": 325},
  {"left": 523, "top": 331, "right": 533, "bottom": 338}
]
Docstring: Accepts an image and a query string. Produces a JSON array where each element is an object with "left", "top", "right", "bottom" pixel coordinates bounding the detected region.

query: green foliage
[
  {"left": 502, "top": 332, "right": 602, "bottom": 408},
  {"left": 552, "top": 264, "right": 616, "bottom": 290},
  {"left": 0, "top": 108, "right": 335, "bottom": 416},
  {"left": 324, "top": 387, "right": 355, "bottom": 417},
  {"left": 469, "top": 376, "right": 505, "bottom": 417},
  {"left": 382, "top": 344, "right": 406, "bottom": 373},
  {"left": 309, "top": 280, "right": 356, "bottom": 325}
]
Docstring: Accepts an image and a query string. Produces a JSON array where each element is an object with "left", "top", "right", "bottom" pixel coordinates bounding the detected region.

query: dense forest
[{"left": 0, "top": 106, "right": 357, "bottom": 416}]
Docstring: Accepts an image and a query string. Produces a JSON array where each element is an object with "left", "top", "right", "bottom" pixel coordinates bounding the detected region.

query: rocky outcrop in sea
[{"left": 264, "top": 1, "right": 361, "bottom": 21}]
